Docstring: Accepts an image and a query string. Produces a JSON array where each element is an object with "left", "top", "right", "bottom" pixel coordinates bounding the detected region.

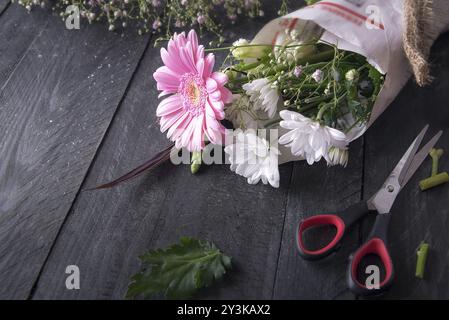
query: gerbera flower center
[{"left": 179, "top": 73, "right": 207, "bottom": 116}]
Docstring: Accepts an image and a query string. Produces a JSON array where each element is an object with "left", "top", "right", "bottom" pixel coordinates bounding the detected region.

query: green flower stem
[
  {"left": 415, "top": 242, "right": 429, "bottom": 279},
  {"left": 316, "top": 103, "right": 330, "bottom": 121},
  {"left": 419, "top": 172, "right": 449, "bottom": 191},
  {"left": 191, "top": 151, "right": 202, "bottom": 174},
  {"left": 237, "top": 61, "right": 262, "bottom": 72},
  {"left": 263, "top": 117, "right": 282, "bottom": 128},
  {"left": 295, "top": 49, "right": 335, "bottom": 66},
  {"left": 303, "top": 93, "right": 334, "bottom": 104},
  {"left": 297, "top": 101, "right": 321, "bottom": 113},
  {"left": 205, "top": 43, "right": 318, "bottom": 53},
  {"left": 430, "top": 148, "right": 444, "bottom": 176}
]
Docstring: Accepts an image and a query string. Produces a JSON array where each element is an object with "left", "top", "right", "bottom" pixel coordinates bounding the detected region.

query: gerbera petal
[
  {"left": 211, "top": 72, "right": 228, "bottom": 87},
  {"left": 192, "top": 115, "right": 205, "bottom": 151},
  {"left": 203, "top": 53, "right": 215, "bottom": 78},
  {"left": 160, "top": 47, "right": 188, "bottom": 75},
  {"left": 156, "top": 95, "right": 183, "bottom": 117},
  {"left": 153, "top": 66, "right": 180, "bottom": 91},
  {"left": 206, "top": 78, "right": 218, "bottom": 93},
  {"left": 167, "top": 112, "right": 191, "bottom": 140},
  {"left": 187, "top": 29, "right": 199, "bottom": 57},
  {"left": 160, "top": 110, "right": 185, "bottom": 133},
  {"left": 196, "top": 58, "right": 205, "bottom": 79},
  {"left": 220, "top": 87, "right": 233, "bottom": 104}
]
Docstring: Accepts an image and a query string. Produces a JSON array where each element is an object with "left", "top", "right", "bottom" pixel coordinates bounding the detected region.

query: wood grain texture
[
  {"left": 0, "top": 4, "right": 49, "bottom": 86},
  {"left": 272, "top": 140, "right": 363, "bottom": 300},
  {"left": 361, "top": 33, "right": 449, "bottom": 299},
  {"left": 0, "top": 13, "right": 150, "bottom": 299},
  {"left": 31, "top": 2, "right": 301, "bottom": 300}
]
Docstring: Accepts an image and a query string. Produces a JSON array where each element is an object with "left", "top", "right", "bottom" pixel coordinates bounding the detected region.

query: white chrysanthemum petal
[
  {"left": 243, "top": 78, "right": 281, "bottom": 119},
  {"left": 279, "top": 110, "right": 349, "bottom": 165},
  {"left": 328, "top": 147, "right": 349, "bottom": 167},
  {"left": 225, "top": 130, "right": 280, "bottom": 188}
]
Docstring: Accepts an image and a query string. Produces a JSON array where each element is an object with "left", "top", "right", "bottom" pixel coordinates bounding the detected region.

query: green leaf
[
  {"left": 126, "top": 237, "right": 232, "bottom": 299},
  {"left": 367, "top": 64, "right": 384, "bottom": 102}
]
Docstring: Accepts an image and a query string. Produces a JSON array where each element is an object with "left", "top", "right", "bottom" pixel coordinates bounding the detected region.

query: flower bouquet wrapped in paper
[{"left": 93, "top": 0, "right": 449, "bottom": 190}]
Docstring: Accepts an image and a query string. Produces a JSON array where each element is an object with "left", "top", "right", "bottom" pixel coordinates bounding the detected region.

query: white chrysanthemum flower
[
  {"left": 273, "top": 31, "right": 316, "bottom": 63},
  {"left": 242, "top": 78, "right": 281, "bottom": 118},
  {"left": 225, "top": 130, "right": 280, "bottom": 188},
  {"left": 327, "top": 146, "right": 349, "bottom": 167},
  {"left": 278, "top": 110, "right": 348, "bottom": 165}
]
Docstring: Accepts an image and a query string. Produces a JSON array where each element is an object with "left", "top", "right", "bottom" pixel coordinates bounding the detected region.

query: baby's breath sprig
[{"left": 13, "top": 0, "right": 273, "bottom": 44}]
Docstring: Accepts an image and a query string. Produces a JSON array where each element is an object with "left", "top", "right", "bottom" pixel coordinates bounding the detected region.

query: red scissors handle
[
  {"left": 296, "top": 201, "right": 369, "bottom": 261},
  {"left": 347, "top": 214, "right": 394, "bottom": 296}
]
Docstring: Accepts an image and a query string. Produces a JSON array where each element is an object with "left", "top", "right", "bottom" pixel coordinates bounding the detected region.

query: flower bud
[
  {"left": 345, "top": 69, "right": 359, "bottom": 82},
  {"left": 231, "top": 39, "right": 270, "bottom": 60}
]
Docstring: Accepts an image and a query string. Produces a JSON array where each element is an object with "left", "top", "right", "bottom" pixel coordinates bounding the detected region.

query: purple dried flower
[
  {"left": 312, "top": 69, "right": 323, "bottom": 82},
  {"left": 152, "top": 19, "right": 162, "bottom": 30},
  {"left": 197, "top": 14, "right": 205, "bottom": 24},
  {"left": 293, "top": 66, "right": 303, "bottom": 78}
]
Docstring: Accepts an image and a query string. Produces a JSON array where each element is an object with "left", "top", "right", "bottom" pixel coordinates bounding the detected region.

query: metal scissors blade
[
  {"left": 401, "top": 130, "right": 443, "bottom": 186},
  {"left": 396, "top": 125, "right": 429, "bottom": 186},
  {"left": 368, "top": 125, "right": 442, "bottom": 214}
]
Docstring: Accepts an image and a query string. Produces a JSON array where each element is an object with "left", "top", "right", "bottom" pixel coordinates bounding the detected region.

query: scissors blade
[
  {"left": 367, "top": 125, "right": 429, "bottom": 213},
  {"left": 401, "top": 130, "right": 443, "bottom": 187},
  {"left": 396, "top": 125, "right": 429, "bottom": 186}
]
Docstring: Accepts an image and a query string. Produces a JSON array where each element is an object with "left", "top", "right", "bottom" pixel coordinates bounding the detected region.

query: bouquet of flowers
[{"left": 93, "top": 0, "right": 449, "bottom": 190}]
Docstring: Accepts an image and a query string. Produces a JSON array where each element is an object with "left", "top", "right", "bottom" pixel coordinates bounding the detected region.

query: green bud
[{"left": 231, "top": 39, "right": 271, "bottom": 60}]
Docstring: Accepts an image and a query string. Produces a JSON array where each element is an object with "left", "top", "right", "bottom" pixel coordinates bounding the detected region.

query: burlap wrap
[{"left": 404, "top": 0, "right": 449, "bottom": 86}]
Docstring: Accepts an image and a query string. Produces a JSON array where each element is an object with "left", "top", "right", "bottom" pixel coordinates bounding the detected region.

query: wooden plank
[
  {"left": 31, "top": 3, "right": 299, "bottom": 300},
  {"left": 361, "top": 33, "right": 449, "bottom": 299},
  {"left": 0, "top": 14, "right": 150, "bottom": 298},
  {"left": 0, "top": 0, "right": 10, "bottom": 16},
  {"left": 0, "top": 3, "right": 49, "bottom": 86},
  {"left": 272, "top": 140, "right": 363, "bottom": 299}
]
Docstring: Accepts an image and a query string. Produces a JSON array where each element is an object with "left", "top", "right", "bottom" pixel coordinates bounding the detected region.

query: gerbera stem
[{"left": 191, "top": 151, "right": 202, "bottom": 174}]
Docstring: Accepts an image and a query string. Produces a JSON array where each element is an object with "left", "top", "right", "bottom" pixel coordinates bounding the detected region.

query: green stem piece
[
  {"left": 191, "top": 151, "right": 202, "bottom": 174},
  {"left": 419, "top": 172, "right": 449, "bottom": 191},
  {"left": 429, "top": 148, "right": 444, "bottom": 176},
  {"left": 415, "top": 242, "right": 429, "bottom": 279},
  {"left": 295, "top": 49, "right": 335, "bottom": 66},
  {"left": 263, "top": 117, "right": 282, "bottom": 129}
]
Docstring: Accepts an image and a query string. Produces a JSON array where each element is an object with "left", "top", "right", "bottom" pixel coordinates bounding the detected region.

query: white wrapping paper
[{"left": 250, "top": 0, "right": 412, "bottom": 164}]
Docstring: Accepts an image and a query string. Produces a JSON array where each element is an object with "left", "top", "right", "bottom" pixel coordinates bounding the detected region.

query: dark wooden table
[{"left": 1, "top": 0, "right": 449, "bottom": 300}]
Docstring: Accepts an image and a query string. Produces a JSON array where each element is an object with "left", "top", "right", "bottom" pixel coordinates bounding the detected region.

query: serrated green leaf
[{"left": 126, "top": 237, "right": 232, "bottom": 299}]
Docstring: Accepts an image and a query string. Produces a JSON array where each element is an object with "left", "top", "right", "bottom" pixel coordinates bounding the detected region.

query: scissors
[{"left": 296, "top": 125, "right": 442, "bottom": 296}]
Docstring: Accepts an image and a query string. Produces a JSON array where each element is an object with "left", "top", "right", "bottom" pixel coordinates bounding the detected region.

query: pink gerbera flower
[{"left": 153, "top": 30, "right": 232, "bottom": 151}]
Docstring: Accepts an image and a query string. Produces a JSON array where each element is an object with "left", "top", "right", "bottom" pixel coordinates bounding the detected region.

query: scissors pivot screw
[{"left": 386, "top": 185, "right": 395, "bottom": 193}]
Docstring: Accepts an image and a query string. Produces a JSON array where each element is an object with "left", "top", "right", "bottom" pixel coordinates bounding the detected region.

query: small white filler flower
[
  {"left": 327, "top": 146, "right": 349, "bottom": 167},
  {"left": 278, "top": 110, "right": 348, "bottom": 165},
  {"left": 242, "top": 78, "right": 281, "bottom": 118},
  {"left": 225, "top": 130, "right": 280, "bottom": 188}
]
